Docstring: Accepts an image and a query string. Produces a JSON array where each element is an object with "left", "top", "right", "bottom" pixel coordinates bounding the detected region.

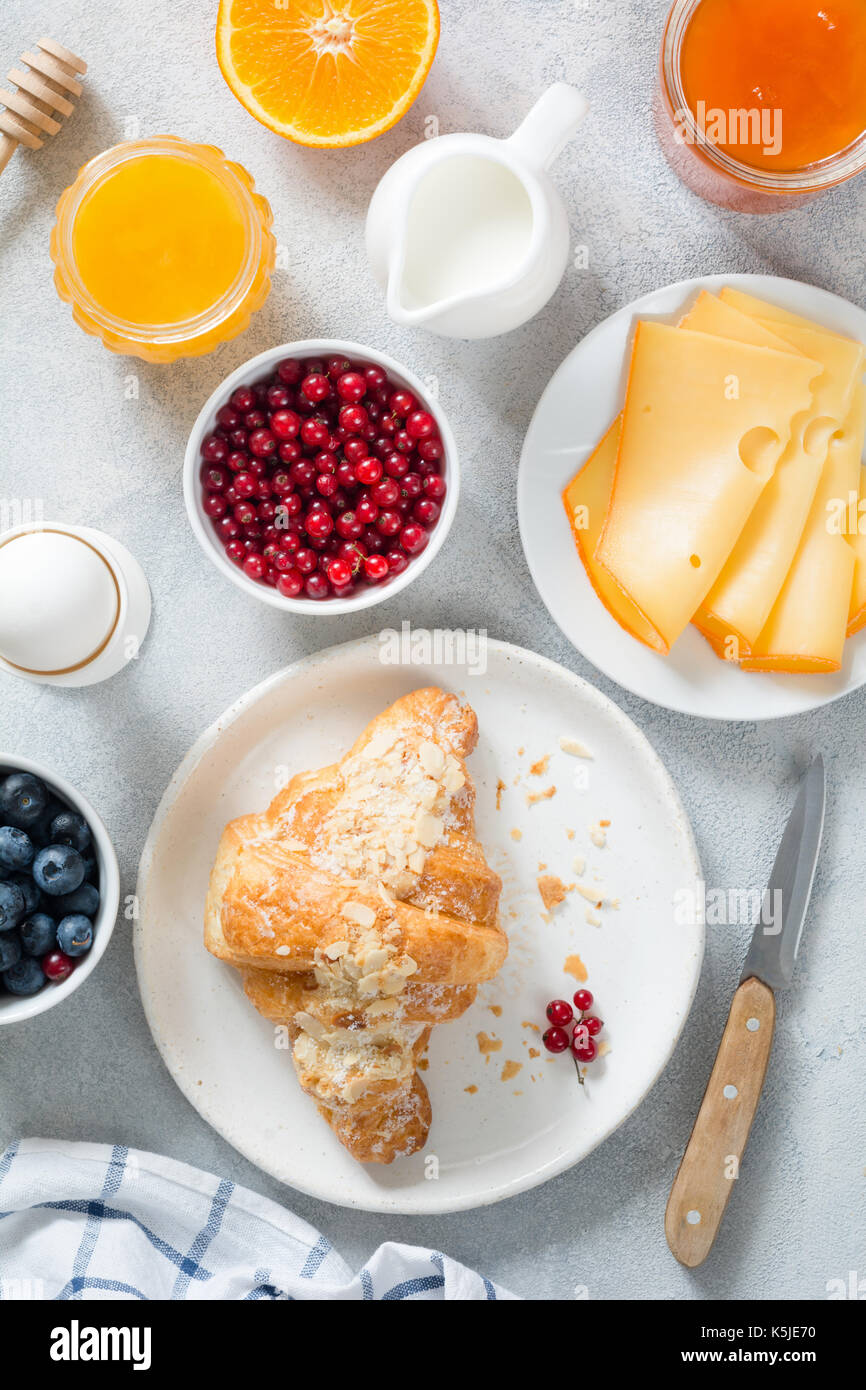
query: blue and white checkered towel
[{"left": 0, "top": 1139, "right": 514, "bottom": 1300}]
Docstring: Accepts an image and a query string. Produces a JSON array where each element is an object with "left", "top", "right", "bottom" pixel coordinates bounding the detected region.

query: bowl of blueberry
[
  {"left": 0, "top": 756, "right": 120, "bottom": 1023},
  {"left": 184, "top": 340, "right": 459, "bottom": 613}
]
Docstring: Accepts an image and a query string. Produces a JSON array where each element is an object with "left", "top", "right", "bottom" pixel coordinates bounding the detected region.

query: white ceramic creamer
[
  {"left": 0, "top": 523, "right": 151, "bottom": 687},
  {"left": 366, "top": 83, "right": 588, "bottom": 340}
]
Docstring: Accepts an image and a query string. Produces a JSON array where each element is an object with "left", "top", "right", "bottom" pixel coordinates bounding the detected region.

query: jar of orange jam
[
  {"left": 656, "top": 0, "right": 866, "bottom": 211},
  {"left": 51, "top": 137, "right": 276, "bottom": 362}
]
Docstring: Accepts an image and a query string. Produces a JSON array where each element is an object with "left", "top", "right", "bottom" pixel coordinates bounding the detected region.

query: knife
[{"left": 665, "top": 755, "right": 826, "bottom": 1268}]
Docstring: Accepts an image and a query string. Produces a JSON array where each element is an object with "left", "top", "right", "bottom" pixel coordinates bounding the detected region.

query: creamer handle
[{"left": 507, "top": 83, "right": 588, "bottom": 170}]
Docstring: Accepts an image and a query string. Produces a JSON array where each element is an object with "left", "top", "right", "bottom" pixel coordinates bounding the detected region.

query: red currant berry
[
  {"left": 583, "top": 1015, "right": 603, "bottom": 1037},
  {"left": 354, "top": 457, "right": 383, "bottom": 486},
  {"left": 276, "top": 359, "right": 303, "bottom": 385},
  {"left": 389, "top": 389, "right": 417, "bottom": 418},
  {"left": 423, "top": 473, "right": 446, "bottom": 500},
  {"left": 231, "top": 385, "right": 256, "bottom": 412},
  {"left": 542, "top": 1026, "right": 570, "bottom": 1054},
  {"left": 327, "top": 557, "right": 352, "bottom": 588},
  {"left": 338, "top": 404, "right": 368, "bottom": 435},
  {"left": 42, "top": 950, "right": 75, "bottom": 981},
  {"left": 546, "top": 999, "right": 574, "bottom": 1027},
  {"left": 249, "top": 429, "right": 277, "bottom": 458},
  {"left": 405, "top": 409, "right": 436, "bottom": 440},
  {"left": 270, "top": 408, "right": 301, "bottom": 440},
  {"left": 326, "top": 355, "right": 352, "bottom": 380},
  {"left": 386, "top": 549, "right": 408, "bottom": 575},
  {"left": 364, "top": 364, "right": 387, "bottom": 390},
  {"left": 300, "top": 418, "right": 330, "bottom": 450},
  {"left": 243, "top": 552, "right": 267, "bottom": 582},
  {"left": 336, "top": 371, "right": 367, "bottom": 403},
  {"left": 201, "top": 433, "right": 229, "bottom": 463},
  {"left": 225, "top": 540, "right": 246, "bottom": 565},
  {"left": 376, "top": 509, "right": 402, "bottom": 536},
  {"left": 301, "top": 373, "right": 330, "bottom": 403},
  {"left": 572, "top": 1033, "right": 597, "bottom": 1064},
  {"left": 364, "top": 554, "right": 389, "bottom": 582},
  {"left": 371, "top": 478, "right": 400, "bottom": 507},
  {"left": 305, "top": 572, "right": 330, "bottom": 599},
  {"left": 413, "top": 498, "right": 440, "bottom": 526},
  {"left": 573, "top": 989, "right": 594, "bottom": 1013},
  {"left": 399, "top": 522, "right": 427, "bottom": 554}
]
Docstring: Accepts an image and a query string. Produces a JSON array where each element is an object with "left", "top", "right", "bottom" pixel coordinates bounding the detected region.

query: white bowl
[
  {"left": 0, "top": 755, "right": 120, "bottom": 1024},
  {"left": 183, "top": 339, "right": 459, "bottom": 614}
]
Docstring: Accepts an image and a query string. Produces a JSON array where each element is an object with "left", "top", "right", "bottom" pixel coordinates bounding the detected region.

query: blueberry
[
  {"left": 0, "top": 826, "right": 35, "bottom": 872},
  {"left": 0, "top": 773, "right": 48, "bottom": 830},
  {"left": 56, "top": 914, "right": 93, "bottom": 956},
  {"left": 48, "top": 811, "right": 91, "bottom": 855},
  {"left": 2, "top": 957, "right": 45, "bottom": 995},
  {"left": 0, "top": 881, "right": 26, "bottom": 932},
  {"left": 83, "top": 854, "right": 98, "bottom": 884},
  {"left": 53, "top": 882, "right": 100, "bottom": 918},
  {"left": 29, "top": 797, "right": 65, "bottom": 847},
  {"left": 7, "top": 872, "right": 42, "bottom": 916},
  {"left": 32, "top": 845, "right": 85, "bottom": 897},
  {"left": 20, "top": 913, "right": 57, "bottom": 957},
  {"left": 0, "top": 932, "right": 22, "bottom": 971}
]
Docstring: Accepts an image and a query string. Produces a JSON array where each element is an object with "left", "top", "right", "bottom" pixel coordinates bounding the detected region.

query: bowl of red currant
[{"left": 184, "top": 340, "right": 458, "bottom": 612}]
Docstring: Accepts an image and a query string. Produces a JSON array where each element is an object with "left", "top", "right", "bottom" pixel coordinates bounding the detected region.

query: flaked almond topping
[
  {"left": 359, "top": 947, "right": 390, "bottom": 973},
  {"left": 575, "top": 882, "right": 603, "bottom": 907},
  {"left": 323, "top": 940, "right": 349, "bottom": 960},
  {"left": 341, "top": 901, "right": 377, "bottom": 928},
  {"left": 365, "top": 997, "right": 399, "bottom": 1017},
  {"left": 419, "top": 740, "right": 445, "bottom": 776},
  {"left": 572, "top": 854, "right": 586, "bottom": 876},
  {"left": 408, "top": 846, "right": 426, "bottom": 874},
  {"left": 559, "top": 735, "right": 593, "bottom": 759},
  {"left": 443, "top": 763, "right": 465, "bottom": 794},
  {"left": 414, "top": 811, "right": 443, "bottom": 848},
  {"left": 275, "top": 944, "right": 291, "bottom": 957},
  {"left": 281, "top": 837, "right": 308, "bottom": 852},
  {"left": 294, "top": 1011, "right": 326, "bottom": 1039}
]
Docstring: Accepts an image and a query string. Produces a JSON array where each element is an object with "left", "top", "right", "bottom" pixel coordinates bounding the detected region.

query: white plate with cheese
[
  {"left": 135, "top": 635, "right": 703, "bottom": 1213},
  {"left": 518, "top": 274, "right": 866, "bottom": 720}
]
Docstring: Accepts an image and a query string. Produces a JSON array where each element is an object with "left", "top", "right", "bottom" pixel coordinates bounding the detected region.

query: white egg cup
[{"left": 0, "top": 523, "right": 151, "bottom": 688}]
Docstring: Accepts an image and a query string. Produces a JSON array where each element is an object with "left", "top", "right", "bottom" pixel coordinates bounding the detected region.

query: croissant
[{"left": 204, "top": 687, "right": 506, "bottom": 1163}]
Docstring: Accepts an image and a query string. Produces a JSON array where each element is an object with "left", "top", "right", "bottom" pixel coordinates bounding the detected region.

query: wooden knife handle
[{"left": 665, "top": 975, "right": 776, "bottom": 1267}]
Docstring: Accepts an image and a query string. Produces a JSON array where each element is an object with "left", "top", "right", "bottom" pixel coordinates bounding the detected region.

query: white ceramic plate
[
  {"left": 518, "top": 273, "right": 866, "bottom": 721},
  {"left": 135, "top": 636, "right": 702, "bottom": 1213}
]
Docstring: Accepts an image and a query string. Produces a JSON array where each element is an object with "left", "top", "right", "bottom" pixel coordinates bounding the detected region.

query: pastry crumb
[
  {"left": 510, "top": 827, "right": 522, "bottom": 841},
  {"left": 537, "top": 873, "right": 571, "bottom": 911},
  {"left": 488, "top": 1004, "right": 502, "bottom": 1018},
  {"left": 517, "top": 746, "right": 525, "bottom": 756},
  {"left": 477, "top": 1032, "right": 503, "bottom": 1059},
  {"left": 559, "top": 735, "right": 593, "bottom": 759},
  {"left": 566, "top": 828, "right": 575, "bottom": 840},
  {"left": 418, "top": 1058, "right": 429, "bottom": 1071},
  {"left": 529, "top": 754, "right": 550, "bottom": 776},
  {"left": 501, "top": 1059, "right": 522, "bottom": 1082},
  {"left": 528, "top": 1047, "right": 540, "bottom": 1059},
  {"left": 585, "top": 908, "right": 602, "bottom": 927},
  {"left": 495, "top": 778, "right": 506, "bottom": 809},
  {"left": 465, "top": 1084, "right": 478, "bottom": 1095},
  {"left": 527, "top": 785, "right": 556, "bottom": 806},
  {"left": 564, "top": 953, "right": 588, "bottom": 983},
  {"left": 575, "top": 882, "right": 603, "bottom": 908},
  {"left": 589, "top": 820, "right": 608, "bottom": 848},
  {"left": 572, "top": 854, "right": 586, "bottom": 876},
  {"left": 522, "top": 1020, "right": 540, "bottom": 1032},
  {"left": 597, "top": 1040, "right": 611, "bottom": 1058}
]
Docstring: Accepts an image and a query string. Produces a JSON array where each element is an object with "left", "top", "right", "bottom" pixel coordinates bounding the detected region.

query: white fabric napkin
[{"left": 0, "top": 1138, "right": 515, "bottom": 1301}]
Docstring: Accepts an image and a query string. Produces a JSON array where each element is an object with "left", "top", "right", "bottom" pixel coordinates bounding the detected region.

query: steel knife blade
[{"left": 740, "top": 754, "right": 825, "bottom": 992}]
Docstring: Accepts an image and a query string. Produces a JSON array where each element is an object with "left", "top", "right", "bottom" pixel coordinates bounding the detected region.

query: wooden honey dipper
[{"left": 0, "top": 38, "right": 87, "bottom": 177}]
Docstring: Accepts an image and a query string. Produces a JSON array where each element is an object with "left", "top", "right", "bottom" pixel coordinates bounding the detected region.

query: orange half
[{"left": 216, "top": 0, "right": 440, "bottom": 148}]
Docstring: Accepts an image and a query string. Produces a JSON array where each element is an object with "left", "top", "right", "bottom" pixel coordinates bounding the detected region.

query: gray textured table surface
[{"left": 1, "top": 0, "right": 864, "bottom": 1301}]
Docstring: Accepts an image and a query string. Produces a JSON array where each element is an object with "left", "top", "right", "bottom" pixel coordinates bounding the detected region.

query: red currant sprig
[{"left": 542, "top": 988, "right": 604, "bottom": 1087}]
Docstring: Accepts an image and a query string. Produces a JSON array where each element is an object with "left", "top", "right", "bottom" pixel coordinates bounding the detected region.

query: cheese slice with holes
[
  {"left": 742, "top": 386, "right": 866, "bottom": 673},
  {"left": 562, "top": 292, "right": 802, "bottom": 650},
  {"left": 848, "top": 464, "right": 866, "bottom": 636},
  {"left": 594, "top": 321, "right": 821, "bottom": 652},
  {"left": 695, "top": 315, "right": 865, "bottom": 652}
]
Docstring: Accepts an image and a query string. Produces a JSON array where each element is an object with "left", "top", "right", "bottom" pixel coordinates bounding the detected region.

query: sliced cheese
[
  {"left": 742, "top": 386, "right": 866, "bottom": 673},
  {"left": 848, "top": 463, "right": 866, "bottom": 636},
  {"left": 695, "top": 315, "right": 865, "bottom": 653},
  {"left": 594, "top": 321, "right": 821, "bottom": 652},
  {"left": 720, "top": 287, "right": 850, "bottom": 338},
  {"left": 562, "top": 419, "right": 664, "bottom": 649},
  {"left": 562, "top": 292, "right": 794, "bottom": 651}
]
